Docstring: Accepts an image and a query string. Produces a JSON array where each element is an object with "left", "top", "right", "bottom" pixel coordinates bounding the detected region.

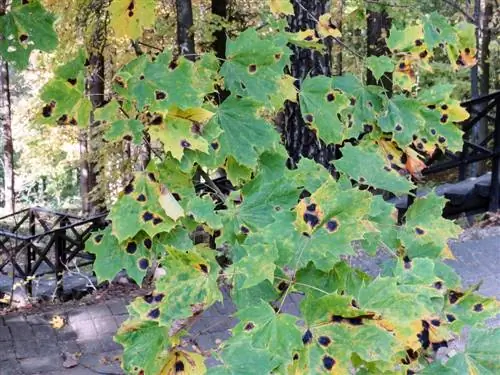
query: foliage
[{"left": 75, "top": 3, "right": 500, "bottom": 374}]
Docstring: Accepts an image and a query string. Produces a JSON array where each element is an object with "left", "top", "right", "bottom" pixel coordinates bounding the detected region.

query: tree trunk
[
  {"left": 79, "top": 130, "right": 90, "bottom": 213},
  {"left": 366, "top": 9, "right": 392, "bottom": 95},
  {"left": 86, "top": 51, "right": 105, "bottom": 214},
  {"left": 0, "top": 1, "right": 14, "bottom": 214},
  {"left": 175, "top": 0, "right": 195, "bottom": 60},
  {"left": 282, "top": 0, "right": 337, "bottom": 171},
  {"left": 211, "top": 0, "right": 227, "bottom": 60},
  {"left": 0, "top": 60, "right": 14, "bottom": 214}
]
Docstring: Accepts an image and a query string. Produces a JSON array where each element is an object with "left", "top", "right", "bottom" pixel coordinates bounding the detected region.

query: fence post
[
  {"left": 489, "top": 98, "right": 500, "bottom": 211},
  {"left": 54, "top": 218, "right": 68, "bottom": 299},
  {"left": 25, "top": 209, "right": 35, "bottom": 296}
]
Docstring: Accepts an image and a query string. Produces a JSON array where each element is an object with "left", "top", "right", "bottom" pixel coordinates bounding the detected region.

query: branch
[
  {"left": 196, "top": 166, "right": 226, "bottom": 202},
  {"left": 442, "top": 0, "right": 476, "bottom": 23}
]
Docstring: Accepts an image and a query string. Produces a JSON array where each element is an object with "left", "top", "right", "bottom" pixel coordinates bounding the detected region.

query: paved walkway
[{"left": 0, "top": 236, "right": 498, "bottom": 374}]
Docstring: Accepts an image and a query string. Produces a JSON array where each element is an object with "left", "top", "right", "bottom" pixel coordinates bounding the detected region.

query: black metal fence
[
  {"left": 423, "top": 90, "right": 500, "bottom": 214},
  {"left": 0, "top": 207, "right": 106, "bottom": 298}
]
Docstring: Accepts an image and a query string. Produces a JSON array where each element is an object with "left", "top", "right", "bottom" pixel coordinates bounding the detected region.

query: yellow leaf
[
  {"left": 0, "top": 292, "right": 10, "bottom": 304},
  {"left": 159, "top": 185, "right": 185, "bottom": 221},
  {"left": 440, "top": 244, "right": 455, "bottom": 260},
  {"left": 109, "top": 0, "right": 157, "bottom": 40},
  {"left": 50, "top": 315, "right": 65, "bottom": 329},
  {"left": 160, "top": 350, "right": 206, "bottom": 375},
  {"left": 168, "top": 107, "right": 214, "bottom": 124},
  {"left": 270, "top": 0, "right": 294, "bottom": 15},
  {"left": 317, "top": 14, "right": 342, "bottom": 38}
]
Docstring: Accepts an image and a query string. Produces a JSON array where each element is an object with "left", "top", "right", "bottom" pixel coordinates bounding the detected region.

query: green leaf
[
  {"left": 366, "top": 56, "right": 395, "bottom": 81},
  {"left": 422, "top": 328, "right": 500, "bottom": 375},
  {"left": 110, "top": 172, "right": 176, "bottom": 242},
  {"left": 0, "top": 0, "right": 57, "bottom": 70},
  {"left": 95, "top": 101, "right": 144, "bottom": 145},
  {"left": 294, "top": 180, "right": 373, "bottom": 271},
  {"left": 298, "top": 76, "right": 350, "bottom": 144},
  {"left": 422, "top": 12, "right": 457, "bottom": 49},
  {"left": 207, "top": 339, "right": 276, "bottom": 375},
  {"left": 220, "top": 29, "right": 291, "bottom": 104},
  {"left": 85, "top": 227, "right": 150, "bottom": 284},
  {"left": 335, "top": 143, "right": 415, "bottom": 195},
  {"left": 379, "top": 96, "right": 426, "bottom": 147},
  {"left": 229, "top": 243, "right": 278, "bottom": 289},
  {"left": 114, "top": 319, "right": 170, "bottom": 375},
  {"left": 109, "top": 0, "right": 156, "bottom": 40},
  {"left": 127, "top": 247, "right": 222, "bottom": 328},
  {"left": 39, "top": 51, "right": 92, "bottom": 127},
  {"left": 212, "top": 96, "right": 280, "bottom": 169},
  {"left": 399, "top": 193, "right": 461, "bottom": 258},
  {"left": 185, "top": 195, "right": 222, "bottom": 229}
]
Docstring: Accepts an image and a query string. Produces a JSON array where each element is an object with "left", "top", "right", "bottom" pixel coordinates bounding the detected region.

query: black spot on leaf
[
  {"left": 431, "top": 319, "right": 441, "bottom": 327},
  {"left": 123, "top": 135, "right": 133, "bottom": 142},
  {"left": 67, "top": 78, "right": 77, "bottom": 86},
  {"left": 138, "top": 258, "right": 149, "bottom": 270},
  {"left": 172, "top": 193, "right": 181, "bottom": 201},
  {"left": 346, "top": 317, "right": 363, "bottom": 325},
  {"left": 326, "top": 92, "right": 335, "bottom": 102},
  {"left": 19, "top": 34, "right": 28, "bottom": 43},
  {"left": 304, "top": 113, "right": 314, "bottom": 123},
  {"left": 137, "top": 194, "right": 146, "bottom": 202},
  {"left": 147, "top": 172, "right": 157, "bottom": 182},
  {"left": 293, "top": 353, "right": 299, "bottom": 360},
  {"left": 143, "top": 238, "right": 152, "bottom": 249},
  {"left": 303, "top": 213, "right": 319, "bottom": 228},
  {"left": 325, "top": 220, "right": 338, "bottom": 232},
  {"left": 244, "top": 322, "right": 255, "bottom": 331},
  {"left": 274, "top": 53, "right": 282, "bottom": 61},
  {"left": 415, "top": 39, "right": 423, "bottom": 46},
  {"left": 191, "top": 122, "right": 202, "bottom": 134},
  {"left": 438, "top": 136, "right": 446, "bottom": 143},
  {"left": 419, "top": 50, "right": 428, "bottom": 59},
  {"left": 395, "top": 124, "right": 403, "bottom": 132},
  {"left": 415, "top": 227, "right": 425, "bottom": 235},
  {"left": 440, "top": 114, "right": 448, "bottom": 123},
  {"left": 448, "top": 291, "right": 464, "bottom": 304},
  {"left": 427, "top": 104, "right": 436, "bottom": 110},
  {"left": 464, "top": 47, "right": 470, "bottom": 55},
  {"left": 211, "top": 142, "right": 219, "bottom": 150},
  {"left": 124, "top": 183, "right": 134, "bottom": 195},
  {"left": 94, "top": 234, "right": 103, "bottom": 243},
  {"left": 126, "top": 241, "right": 137, "bottom": 254},
  {"left": 430, "top": 128, "right": 437, "bottom": 135},
  {"left": 432, "top": 340, "right": 448, "bottom": 351},
  {"left": 154, "top": 293, "right": 164, "bottom": 302},
  {"left": 399, "top": 62, "right": 406, "bottom": 70},
  {"left": 180, "top": 140, "right": 191, "bottom": 148},
  {"left": 248, "top": 64, "right": 257, "bottom": 73},
  {"left": 306, "top": 203, "right": 316, "bottom": 211},
  {"left": 323, "top": 355, "right": 336, "bottom": 370},
  {"left": 446, "top": 314, "right": 456, "bottom": 322},
  {"left": 175, "top": 361, "right": 184, "bottom": 372},
  {"left": 142, "top": 212, "right": 154, "bottom": 222},
  {"left": 350, "top": 97, "right": 356, "bottom": 106},
  {"left": 152, "top": 217, "right": 163, "bottom": 225},
  {"left": 441, "top": 104, "right": 448, "bottom": 110},
  {"left": 155, "top": 90, "right": 167, "bottom": 100},
  {"left": 434, "top": 281, "right": 443, "bottom": 290},
  {"left": 473, "top": 303, "right": 483, "bottom": 312},
  {"left": 277, "top": 281, "right": 288, "bottom": 292},
  {"left": 199, "top": 264, "right": 208, "bottom": 273},
  {"left": 42, "top": 102, "right": 55, "bottom": 117},
  {"left": 318, "top": 336, "right": 331, "bottom": 346},
  {"left": 331, "top": 315, "right": 343, "bottom": 323},
  {"left": 150, "top": 115, "right": 163, "bottom": 125},
  {"left": 302, "top": 329, "right": 313, "bottom": 344},
  {"left": 144, "top": 294, "right": 154, "bottom": 303}
]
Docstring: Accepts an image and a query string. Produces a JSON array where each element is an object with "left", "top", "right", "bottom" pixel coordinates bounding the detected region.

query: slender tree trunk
[
  {"left": 282, "top": 0, "right": 337, "bottom": 171},
  {"left": 0, "top": 1, "right": 14, "bottom": 213},
  {"left": 175, "top": 0, "right": 195, "bottom": 60},
  {"left": 0, "top": 60, "right": 14, "bottom": 214},
  {"left": 79, "top": 130, "right": 90, "bottom": 213},
  {"left": 334, "top": 0, "right": 343, "bottom": 76},
  {"left": 366, "top": 9, "right": 392, "bottom": 95},
  {"left": 211, "top": 0, "right": 227, "bottom": 60}
]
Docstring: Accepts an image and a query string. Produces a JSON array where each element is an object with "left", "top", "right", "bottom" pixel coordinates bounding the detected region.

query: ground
[{"left": 0, "top": 227, "right": 499, "bottom": 374}]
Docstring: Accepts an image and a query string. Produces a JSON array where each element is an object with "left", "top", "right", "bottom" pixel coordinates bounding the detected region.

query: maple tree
[{"left": 12, "top": 0, "right": 500, "bottom": 373}]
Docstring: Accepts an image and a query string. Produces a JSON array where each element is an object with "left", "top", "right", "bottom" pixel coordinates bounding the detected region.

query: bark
[
  {"left": 211, "top": 0, "right": 227, "bottom": 60},
  {"left": 366, "top": 9, "right": 392, "bottom": 95},
  {"left": 0, "top": 1, "right": 14, "bottom": 213},
  {"left": 175, "top": 0, "right": 195, "bottom": 60},
  {"left": 282, "top": 0, "right": 337, "bottom": 171}
]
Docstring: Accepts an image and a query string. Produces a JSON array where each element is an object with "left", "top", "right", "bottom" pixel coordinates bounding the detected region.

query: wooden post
[
  {"left": 54, "top": 218, "right": 68, "bottom": 299},
  {"left": 489, "top": 98, "right": 500, "bottom": 211}
]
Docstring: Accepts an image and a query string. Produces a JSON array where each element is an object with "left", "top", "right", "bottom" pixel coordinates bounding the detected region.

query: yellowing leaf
[
  {"left": 160, "top": 349, "right": 206, "bottom": 374},
  {"left": 168, "top": 107, "right": 214, "bottom": 124},
  {"left": 270, "top": 0, "right": 294, "bottom": 15},
  {"left": 440, "top": 244, "right": 456, "bottom": 260},
  {"left": 50, "top": 315, "right": 65, "bottom": 329},
  {"left": 159, "top": 185, "right": 185, "bottom": 221},
  {"left": 317, "top": 14, "right": 341, "bottom": 38},
  {"left": 109, "top": 0, "right": 156, "bottom": 40}
]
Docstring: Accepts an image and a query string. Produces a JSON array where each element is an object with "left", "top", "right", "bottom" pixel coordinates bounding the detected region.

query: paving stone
[
  {"left": 19, "top": 355, "right": 63, "bottom": 374},
  {"left": 43, "top": 368, "right": 98, "bottom": 375},
  {"left": 57, "top": 340, "right": 81, "bottom": 354},
  {"left": 114, "top": 314, "right": 128, "bottom": 326},
  {"left": 25, "top": 314, "right": 49, "bottom": 325},
  {"left": 0, "top": 359, "right": 24, "bottom": 375},
  {"left": 93, "top": 316, "right": 118, "bottom": 335},
  {"left": 72, "top": 320, "right": 98, "bottom": 340},
  {"left": 106, "top": 300, "right": 128, "bottom": 315},
  {"left": 68, "top": 310, "right": 92, "bottom": 326},
  {"left": 78, "top": 351, "right": 123, "bottom": 374},
  {"left": 100, "top": 336, "right": 122, "bottom": 352},
  {"left": 15, "top": 339, "right": 40, "bottom": 359},
  {"left": 32, "top": 324, "right": 57, "bottom": 340},
  {"left": 77, "top": 338, "right": 104, "bottom": 354},
  {"left": 4, "top": 314, "right": 27, "bottom": 324},
  {"left": 86, "top": 305, "right": 112, "bottom": 319},
  {"left": 0, "top": 346, "right": 16, "bottom": 361},
  {"left": 0, "top": 325, "right": 12, "bottom": 341},
  {"left": 8, "top": 322, "right": 35, "bottom": 341},
  {"left": 37, "top": 339, "right": 61, "bottom": 357}
]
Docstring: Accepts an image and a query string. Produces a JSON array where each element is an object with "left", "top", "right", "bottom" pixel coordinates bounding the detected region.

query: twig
[
  {"left": 442, "top": 0, "right": 476, "bottom": 23},
  {"left": 196, "top": 166, "right": 226, "bottom": 202}
]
